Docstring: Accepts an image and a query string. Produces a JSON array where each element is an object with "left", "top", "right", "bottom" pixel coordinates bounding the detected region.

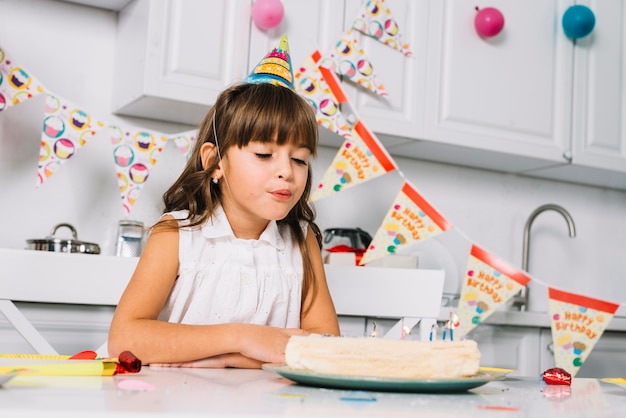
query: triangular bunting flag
[
  {"left": 110, "top": 125, "right": 168, "bottom": 215},
  {"left": 295, "top": 50, "right": 354, "bottom": 140},
  {"left": 0, "top": 47, "right": 45, "bottom": 111},
  {"left": 170, "top": 129, "right": 197, "bottom": 161},
  {"left": 310, "top": 120, "right": 396, "bottom": 201},
  {"left": 360, "top": 181, "right": 452, "bottom": 265},
  {"left": 37, "top": 93, "right": 103, "bottom": 186},
  {"left": 548, "top": 287, "right": 620, "bottom": 377},
  {"left": 245, "top": 34, "right": 295, "bottom": 90},
  {"left": 456, "top": 245, "right": 532, "bottom": 339},
  {"left": 320, "top": 29, "right": 388, "bottom": 99},
  {"left": 351, "top": 0, "right": 413, "bottom": 56}
]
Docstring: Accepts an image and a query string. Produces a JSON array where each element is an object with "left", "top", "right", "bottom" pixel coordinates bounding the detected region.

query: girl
[{"left": 108, "top": 82, "right": 340, "bottom": 368}]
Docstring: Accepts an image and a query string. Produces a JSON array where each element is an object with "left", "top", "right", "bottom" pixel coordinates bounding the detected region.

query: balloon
[
  {"left": 562, "top": 5, "right": 595, "bottom": 39},
  {"left": 474, "top": 7, "right": 505, "bottom": 38},
  {"left": 251, "top": 0, "right": 284, "bottom": 30}
]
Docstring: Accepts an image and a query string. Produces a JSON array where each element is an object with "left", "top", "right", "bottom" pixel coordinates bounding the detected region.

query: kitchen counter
[{"left": 2, "top": 367, "right": 625, "bottom": 417}]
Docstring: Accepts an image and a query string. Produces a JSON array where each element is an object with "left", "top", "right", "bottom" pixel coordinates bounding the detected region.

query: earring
[{"left": 212, "top": 177, "right": 218, "bottom": 184}]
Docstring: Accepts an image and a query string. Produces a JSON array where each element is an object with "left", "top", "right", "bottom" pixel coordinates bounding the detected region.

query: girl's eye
[
  {"left": 255, "top": 153, "right": 272, "bottom": 160},
  {"left": 292, "top": 158, "right": 308, "bottom": 166}
]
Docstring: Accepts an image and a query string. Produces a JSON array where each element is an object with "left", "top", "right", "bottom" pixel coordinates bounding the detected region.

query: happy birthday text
[
  {"left": 390, "top": 207, "right": 424, "bottom": 240},
  {"left": 466, "top": 270, "right": 504, "bottom": 303},
  {"left": 554, "top": 311, "right": 598, "bottom": 339},
  {"left": 341, "top": 146, "right": 370, "bottom": 180}
]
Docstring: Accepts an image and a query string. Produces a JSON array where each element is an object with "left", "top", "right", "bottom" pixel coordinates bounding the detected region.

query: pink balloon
[
  {"left": 251, "top": 0, "right": 285, "bottom": 30},
  {"left": 474, "top": 7, "right": 505, "bottom": 38}
]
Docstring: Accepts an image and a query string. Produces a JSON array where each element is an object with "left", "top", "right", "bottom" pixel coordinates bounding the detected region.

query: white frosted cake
[{"left": 285, "top": 335, "right": 480, "bottom": 379}]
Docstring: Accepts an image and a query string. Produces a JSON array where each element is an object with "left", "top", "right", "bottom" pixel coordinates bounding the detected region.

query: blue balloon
[{"left": 562, "top": 5, "right": 596, "bottom": 39}]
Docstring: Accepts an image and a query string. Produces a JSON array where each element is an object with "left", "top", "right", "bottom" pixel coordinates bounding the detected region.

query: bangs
[{"left": 228, "top": 84, "right": 318, "bottom": 154}]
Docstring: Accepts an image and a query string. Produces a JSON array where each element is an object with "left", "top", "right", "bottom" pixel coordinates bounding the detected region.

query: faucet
[{"left": 513, "top": 204, "right": 577, "bottom": 311}]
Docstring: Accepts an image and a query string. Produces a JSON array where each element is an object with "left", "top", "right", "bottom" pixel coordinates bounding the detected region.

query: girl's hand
[
  {"left": 149, "top": 353, "right": 263, "bottom": 369},
  {"left": 237, "top": 325, "right": 309, "bottom": 364}
]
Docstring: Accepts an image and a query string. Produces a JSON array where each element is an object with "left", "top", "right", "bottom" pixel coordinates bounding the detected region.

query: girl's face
[{"left": 218, "top": 139, "right": 311, "bottom": 232}]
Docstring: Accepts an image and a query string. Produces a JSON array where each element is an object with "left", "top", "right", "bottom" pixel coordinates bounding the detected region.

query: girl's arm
[
  {"left": 299, "top": 225, "right": 341, "bottom": 336},
  {"left": 108, "top": 217, "right": 306, "bottom": 365}
]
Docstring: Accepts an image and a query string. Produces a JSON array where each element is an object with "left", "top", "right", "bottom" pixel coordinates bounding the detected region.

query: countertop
[{"left": 2, "top": 367, "right": 626, "bottom": 417}]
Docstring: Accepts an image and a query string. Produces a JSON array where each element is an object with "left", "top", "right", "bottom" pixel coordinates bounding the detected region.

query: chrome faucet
[{"left": 513, "top": 204, "right": 577, "bottom": 311}]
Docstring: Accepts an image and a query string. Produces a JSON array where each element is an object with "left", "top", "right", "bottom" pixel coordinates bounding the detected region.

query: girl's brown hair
[{"left": 161, "top": 82, "right": 322, "bottom": 314}]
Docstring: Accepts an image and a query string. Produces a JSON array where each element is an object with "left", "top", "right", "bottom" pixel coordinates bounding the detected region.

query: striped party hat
[{"left": 245, "top": 34, "right": 294, "bottom": 90}]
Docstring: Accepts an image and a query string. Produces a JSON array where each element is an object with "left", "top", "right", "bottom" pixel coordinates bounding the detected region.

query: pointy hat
[{"left": 245, "top": 34, "right": 294, "bottom": 90}]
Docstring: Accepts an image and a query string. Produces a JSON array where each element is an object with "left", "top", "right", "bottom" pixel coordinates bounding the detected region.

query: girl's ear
[{"left": 200, "top": 142, "right": 218, "bottom": 170}]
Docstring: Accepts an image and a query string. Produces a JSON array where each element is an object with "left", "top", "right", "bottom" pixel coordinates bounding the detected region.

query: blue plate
[{"left": 262, "top": 364, "right": 506, "bottom": 393}]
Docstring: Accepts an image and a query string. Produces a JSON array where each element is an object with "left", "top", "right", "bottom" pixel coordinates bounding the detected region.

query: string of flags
[{"left": 1, "top": 0, "right": 624, "bottom": 377}]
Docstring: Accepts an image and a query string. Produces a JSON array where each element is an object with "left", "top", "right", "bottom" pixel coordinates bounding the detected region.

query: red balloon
[{"left": 474, "top": 7, "right": 505, "bottom": 38}]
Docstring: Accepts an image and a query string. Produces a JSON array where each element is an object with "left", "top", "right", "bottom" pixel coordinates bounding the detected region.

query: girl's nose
[{"left": 275, "top": 155, "right": 294, "bottom": 180}]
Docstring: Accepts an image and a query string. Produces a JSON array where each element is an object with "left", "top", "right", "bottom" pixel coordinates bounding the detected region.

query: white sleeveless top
[{"left": 157, "top": 205, "right": 306, "bottom": 328}]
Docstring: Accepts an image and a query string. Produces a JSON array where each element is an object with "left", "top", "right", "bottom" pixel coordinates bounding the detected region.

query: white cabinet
[
  {"left": 528, "top": 0, "right": 626, "bottom": 190},
  {"left": 468, "top": 325, "right": 543, "bottom": 377},
  {"left": 384, "top": 0, "right": 574, "bottom": 174},
  {"left": 112, "top": 0, "right": 346, "bottom": 128},
  {"left": 338, "top": 0, "right": 428, "bottom": 145},
  {"left": 111, "top": 0, "right": 626, "bottom": 189},
  {"left": 111, "top": 0, "right": 252, "bottom": 125}
]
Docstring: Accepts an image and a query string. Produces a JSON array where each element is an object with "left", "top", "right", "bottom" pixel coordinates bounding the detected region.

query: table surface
[{"left": 1, "top": 367, "right": 625, "bottom": 418}]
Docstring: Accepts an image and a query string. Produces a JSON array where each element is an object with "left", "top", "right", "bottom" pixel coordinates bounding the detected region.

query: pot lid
[{"left": 27, "top": 223, "right": 100, "bottom": 249}]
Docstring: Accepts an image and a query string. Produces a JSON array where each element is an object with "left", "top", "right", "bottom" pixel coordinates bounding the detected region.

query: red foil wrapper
[
  {"left": 117, "top": 351, "right": 142, "bottom": 374},
  {"left": 542, "top": 367, "right": 572, "bottom": 386}
]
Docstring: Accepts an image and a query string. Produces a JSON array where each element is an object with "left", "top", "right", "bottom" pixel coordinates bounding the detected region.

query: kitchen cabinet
[
  {"left": 111, "top": 0, "right": 626, "bottom": 189},
  {"left": 338, "top": 0, "right": 428, "bottom": 146},
  {"left": 528, "top": 0, "right": 626, "bottom": 190},
  {"left": 111, "top": 0, "right": 251, "bottom": 125},
  {"left": 371, "top": 0, "right": 626, "bottom": 188},
  {"left": 468, "top": 324, "right": 543, "bottom": 377},
  {"left": 382, "top": 0, "right": 573, "bottom": 174},
  {"left": 111, "top": 0, "right": 346, "bottom": 127}
]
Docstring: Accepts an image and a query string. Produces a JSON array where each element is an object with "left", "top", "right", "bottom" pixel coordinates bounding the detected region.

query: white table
[{"left": 1, "top": 367, "right": 625, "bottom": 417}]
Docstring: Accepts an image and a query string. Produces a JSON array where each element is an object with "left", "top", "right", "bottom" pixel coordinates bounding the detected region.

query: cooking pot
[{"left": 26, "top": 223, "right": 101, "bottom": 255}]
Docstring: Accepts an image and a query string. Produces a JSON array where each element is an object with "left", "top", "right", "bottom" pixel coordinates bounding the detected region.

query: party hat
[{"left": 245, "top": 34, "right": 294, "bottom": 90}]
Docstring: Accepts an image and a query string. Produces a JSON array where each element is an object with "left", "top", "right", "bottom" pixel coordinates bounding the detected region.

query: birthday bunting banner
[
  {"left": 320, "top": 29, "right": 389, "bottom": 99},
  {"left": 352, "top": 0, "right": 414, "bottom": 57},
  {"left": 37, "top": 93, "right": 104, "bottom": 186},
  {"left": 456, "top": 245, "right": 532, "bottom": 339},
  {"left": 110, "top": 125, "right": 169, "bottom": 215},
  {"left": 360, "top": 181, "right": 452, "bottom": 265},
  {"left": 169, "top": 129, "right": 198, "bottom": 161},
  {"left": 311, "top": 119, "right": 397, "bottom": 201},
  {"left": 0, "top": 47, "right": 45, "bottom": 111},
  {"left": 548, "top": 288, "right": 620, "bottom": 377},
  {"left": 295, "top": 50, "right": 354, "bottom": 140}
]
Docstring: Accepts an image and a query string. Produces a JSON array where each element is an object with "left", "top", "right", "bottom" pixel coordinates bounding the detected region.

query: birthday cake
[{"left": 285, "top": 335, "right": 480, "bottom": 379}]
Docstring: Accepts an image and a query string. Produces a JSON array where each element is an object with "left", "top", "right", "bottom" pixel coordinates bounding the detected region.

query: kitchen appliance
[
  {"left": 322, "top": 227, "right": 372, "bottom": 251},
  {"left": 115, "top": 220, "right": 145, "bottom": 257},
  {"left": 26, "top": 223, "right": 100, "bottom": 254}
]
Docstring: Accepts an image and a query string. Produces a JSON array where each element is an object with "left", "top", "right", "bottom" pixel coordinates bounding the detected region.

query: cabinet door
[
  {"left": 420, "top": 0, "right": 574, "bottom": 172},
  {"left": 337, "top": 0, "right": 428, "bottom": 144},
  {"left": 112, "top": 0, "right": 251, "bottom": 125},
  {"left": 570, "top": 0, "right": 626, "bottom": 183},
  {"left": 469, "top": 325, "right": 542, "bottom": 376}
]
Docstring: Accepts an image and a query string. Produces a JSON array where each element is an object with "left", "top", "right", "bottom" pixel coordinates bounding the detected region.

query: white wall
[{"left": 1, "top": 0, "right": 625, "bottom": 316}]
